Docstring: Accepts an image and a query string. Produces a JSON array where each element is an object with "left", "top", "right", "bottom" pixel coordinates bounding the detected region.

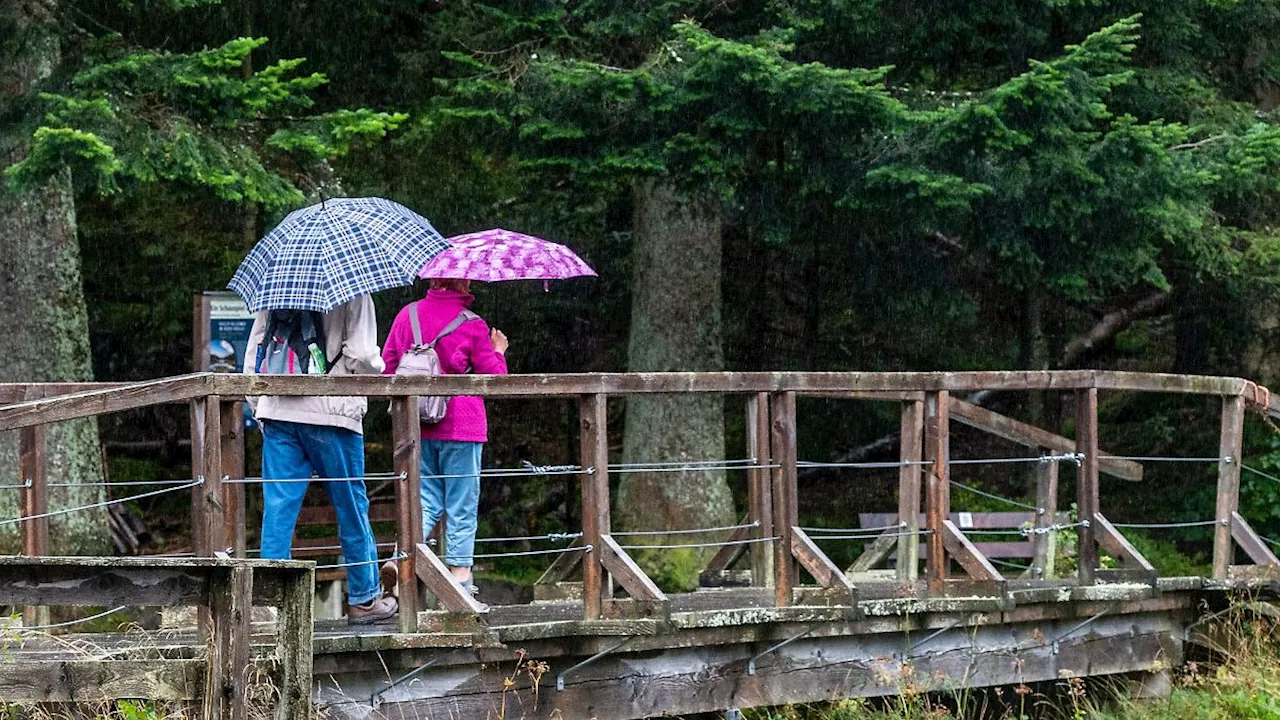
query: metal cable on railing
[
  {"left": 801, "top": 523, "right": 908, "bottom": 535},
  {"left": 1107, "top": 456, "right": 1227, "bottom": 463},
  {"left": 616, "top": 536, "right": 779, "bottom": 551},
  {"left": 797, "top": 460, "right": 934, "bottom": 470},
  {"left": 804, "top": 529, "right": 935, "bottom": 541},
  {"left": 609, "top": 463, "right": 778, "bottom": 475},
  {"left": 948, "top": 480, "right": 1038, "bottom": 511},
  {"left": 0, "top": 478, "right": 205, "bottom": 526},
  {"left": 1243, "top": 464, "right": 1280, "bottom": 485},
  {"left": 444, "top": 544, "right": 592, "bottom": 562},
  {"left": 613, "top": 521, "right": 760, "bottom": 538},
  {"left": 315, "top": 550, "right": 407, "bottom": 571},
  {"left": 1110, "top": 519, "right": 1223, "bottom": 530},
  {"left": 0, "top": 605, "right": 129, "bottom": 632},
  {"left": 225, "top": 472, "right": 406, "bottom": 485},
  {"left": 474, "top": 532, "right": 582, "bottom": 544},
  {"left": 246, "top": 541, "right": 397, "bottom": 557}
]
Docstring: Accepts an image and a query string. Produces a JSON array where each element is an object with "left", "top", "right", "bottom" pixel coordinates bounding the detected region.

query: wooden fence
[{"left": 1, "top": 371, "right": 1279, "bottom": 635}]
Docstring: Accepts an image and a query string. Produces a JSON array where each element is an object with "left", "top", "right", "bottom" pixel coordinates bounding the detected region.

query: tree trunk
[
  {"left": 0, "top": 1, "right": 110, "bottom": 554},
  {"left": 617, "top": 180, "right": 734, "bottom": 555}
]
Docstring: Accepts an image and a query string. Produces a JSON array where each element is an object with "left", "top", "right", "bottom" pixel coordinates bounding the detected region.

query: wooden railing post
[
  {"left": 897, "top": 399, "right": 924, "bottom": 584},
  {"left": 1075, "top": 388, "right": 1100, "bottom": 584},
  {"left": 220, "top": 400, "right": 246, "bottom": 558},
  {"left": 579, "top": 393, "right": 610, "bottom": 619},
  {"left": 19, "top": 419, "right": 49, "bottom": 627},
  {"left": 770, "top": 391, "right": 798, "bottom": 606},
  {"left": 392, "top": 396, "right": 423, "bottom": 632},
  {"left": 1214, "top": 394, "right": 1245, "bottom": 579},
  {"left": 205, "top": 561, "right": 252, "bottom": 720},
  {"left": 1030, "top": 457, "right": 1060, "bottom": 579},
  {"left": 193, "top": 397, "right": 226, "bottom": 558},
  {"left": 746, "top": 392, "right": 774, "bottom": 587},
  {"left": 924, "top": 391, "right": 950, "bottom": 589}
]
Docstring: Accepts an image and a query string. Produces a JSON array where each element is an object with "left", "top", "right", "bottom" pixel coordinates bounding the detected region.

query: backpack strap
[
  {"left": 408, "top": 301, "right": 426, "bottom": 347},
  {"left": 426, "top": 310, "right": 479, "bottom": 349}
]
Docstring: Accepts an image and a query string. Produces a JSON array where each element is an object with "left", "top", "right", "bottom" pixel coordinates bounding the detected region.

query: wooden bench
[{"left": 851, "top": 511, "right": 1070, "bottom": 574}]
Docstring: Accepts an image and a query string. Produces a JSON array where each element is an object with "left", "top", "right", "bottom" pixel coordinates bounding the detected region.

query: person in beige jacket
[{"left": 243, "top": 294, "right": 397, "bottom": 624}]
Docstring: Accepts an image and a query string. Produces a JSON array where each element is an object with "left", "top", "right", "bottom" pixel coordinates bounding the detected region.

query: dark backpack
[{"left": 255, "top": 309, "right": 338, "bottom": 375}]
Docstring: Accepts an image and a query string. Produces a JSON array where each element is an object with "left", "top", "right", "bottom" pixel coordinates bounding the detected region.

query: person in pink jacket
[{"left": 381, "top": 279, "right": 509, "bottom": 596}]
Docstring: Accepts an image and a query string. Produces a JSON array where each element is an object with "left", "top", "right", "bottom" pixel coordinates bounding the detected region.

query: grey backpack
[{"left": 395, "top": 302, "right": 479, "bottom": 423}]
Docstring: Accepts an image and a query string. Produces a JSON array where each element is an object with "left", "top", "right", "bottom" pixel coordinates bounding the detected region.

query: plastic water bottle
[{"left": 307, "top": 343, "right": 326, "bottom": 374}]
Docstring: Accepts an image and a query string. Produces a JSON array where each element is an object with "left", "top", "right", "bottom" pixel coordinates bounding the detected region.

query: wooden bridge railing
[
  {"left": 0, "top": 556, "right": 312, "bottom": 720},
  {"left": 3, "top": 371, "right": 1280, "bottom": 632}
]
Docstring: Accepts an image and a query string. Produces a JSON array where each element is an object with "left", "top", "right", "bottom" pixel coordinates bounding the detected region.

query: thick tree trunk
[
  {"left": 617, "top": 180, "right": 735, "bottom": 553},
  {"left": 0, "top": 1, "right": 109, "bottom": 554}
]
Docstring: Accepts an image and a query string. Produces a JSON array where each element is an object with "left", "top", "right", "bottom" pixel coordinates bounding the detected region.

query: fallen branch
[{"left": 1058, "top": 292, "right": 1171, "bottom": 368}]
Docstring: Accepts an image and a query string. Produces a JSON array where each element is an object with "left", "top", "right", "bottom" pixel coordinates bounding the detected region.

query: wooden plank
[
  {"left": 861, "top": 511, "right": 1063, "bottom": 529},
  {"left": 213, "top": 369, "right": 1251, "bottom": 399},
  {"left": 949, "top": 398, "right": 1143, "bottom": 481},
  {"left": 848, "top": 530, "right": 898, "bottom": 573},
  {"left": 19, "top": 416, "right": 49, "bottom": 627},
  {"left": 0, "top": 564, "right": 211, "bottom": 607},
  {"left": 770, "top": 391, "right": 798, "bottom": 606},
  {"left": 1231, "top": 512, "right": 1280, "bottom": 568},
  {"left": 700, "top": 519, "right": 751, "bottom": 574},
  {"left": 535, "top": 536, "right": 585, "bottom": 586},
  {"left": 1093, "top": 513, "right": 1156, "bottom": 574},
  {"left": 1030, "top": 459, "right": 1059, "bottom": 578},
  {"left": 1214, "top": 395, "right": 1245, "bottom": 579},
  {"left": 790, "top": 528, "right": 856, "bottom": 596},
  {"left": 746, "top": 392, "right": 774, "bottom": 586},
  {"left": 898, "top": 399, "right": 924, "bottom": 582},
  {"left": 940, "top": 520, "right": 1004, "bottom": 581},
  {"left": 205, "top": 564, "right": 252, "bottom": 720},
  {"left": 391, "top": 396, "right": 423, "bottom": 633},
  {"left": 1075, "top": 388, "right": 1100, "bottom": 584},
  {"left": 273, "top": 564, "right": 313, "bottom": 720},
  {"left": 415, "top": 543, "right": 486, "bottom": 614},
  {"left": 924, "top": 391, "right": 950, "bottom": 587},
  {"left": 0, "top": 374, "right": 214, "bottom": 431},
  {"left": 599, "top": 535, "right": 668, "bottom": 602},
  {"left": 0, "top": 659, "right": 205, "bottom": 701},
  {"left": 220, "top": 400, "right": 247, "bottom": 558},
  {"left": 298, "top": 500, "right": 398, "bottom": 526},
  {"left": 579, "top": 393, "right": 610, "bottom": 619}
]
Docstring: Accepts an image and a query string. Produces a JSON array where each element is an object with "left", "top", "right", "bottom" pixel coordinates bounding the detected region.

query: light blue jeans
[
  {"left": 420, "top": 439, "right": 483, "bottom": 567},
  {"left": 259, "top": 420, "right": 381, "bottom": 605}
]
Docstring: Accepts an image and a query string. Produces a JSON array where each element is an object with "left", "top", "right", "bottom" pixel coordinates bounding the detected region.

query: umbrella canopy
[
  {"left": 419, "top": 228, "right": 597, "bottom": 284},
  {"left": 229, "top": 197, "right": 451, "bottom": 312}
]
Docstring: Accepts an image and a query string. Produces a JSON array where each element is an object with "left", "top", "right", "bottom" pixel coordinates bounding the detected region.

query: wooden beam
[
  {"left": 940, "top": 521, "right": 1004, "bottom": 582},
  {"left": 848, "top": 529, "right": 898, "bottom": 574},
  {"left": 790, "top": 528, "right": 856, "bottom": 595},
  {"left": 1231, "top": 512, "right": 1280, "bottom": 568},
  {"left": 205, "top": 564, "right": 252, "bottom": 720},
  {"left": 949, "top": 398, "right": 1143, "bottom": 481},
  {"left": 1093, "top": 514, "right": 1156, "bottom": 575},
  {"left": 746, "top": 392, "right": 774, "bottom": 587},
  {"left": 415, "top": 543, "right": 486, "bottom": 614},
  {"left": 0, "top": 374, "right": 214, "bottom": 431},
  {"left": 701, "top": 518, "right": 752, "bottom": 574},
  {"left": 1030, "top": 459, "right": 1059, "bottom": 579},
  {"left": 0, "top": 660, "right": 205, "bottom": 702},
  {"left": 924, "top": 391, "right": 950, "bottom": 588},
  {"left": 220, "top": 400, "right": 247, "bottom": 558},
  {"left": 273, "top": 564, "right": 313, "bottom": 720},
  {"left": 18, "top": 414, "right": 48, "bottom": 628},
  {"left": 535, "top": 536, "right": 585, "bottom": 586},
  {"left": 194, "top": 397, "right": 226, "bottom": 557},
  {"left": 1214, "top": 395, "right": 1245, "bottom": 579},
  {"left": 1076, "top": 388, "right": 1100, "bottom": 584},
  {"left": 0, "top": 563, "right": 211, "bottom": 607},
  {"left": 579, "top": 393, "right": 610, "bottom": 619},
  {"left": 391, "top": 396, "right": 423, "bottom": 632},
  {"left": 770, "top": 391, "right": 798, "bottom": 606},
  {"left": 897, "top": 399, "right": 923, "bottom": 582},
  {"left": 599, "top": 535, "right": 667, "bottom": 602}
]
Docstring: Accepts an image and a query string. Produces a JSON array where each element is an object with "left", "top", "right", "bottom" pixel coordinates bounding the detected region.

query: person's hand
[{"left": 490, "top": 328, "right": 509, "bottom": 355}]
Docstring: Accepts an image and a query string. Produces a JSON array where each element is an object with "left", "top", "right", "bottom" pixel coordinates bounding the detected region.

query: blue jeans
[
  {"left": 421, "top": 440, "right": 483, "bottom": 567},
  {"left": 260, "top": 420, "right": 381, "bottom": 605}
]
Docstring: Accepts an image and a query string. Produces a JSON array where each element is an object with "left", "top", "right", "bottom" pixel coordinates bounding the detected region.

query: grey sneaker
[{"left": 349, "top": 595, "right": 398, "bottom": 625}]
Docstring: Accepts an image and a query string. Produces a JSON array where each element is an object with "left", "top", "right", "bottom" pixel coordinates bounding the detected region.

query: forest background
[{"left": 6, "top": 0, "right": 1280, "bottom": 587}]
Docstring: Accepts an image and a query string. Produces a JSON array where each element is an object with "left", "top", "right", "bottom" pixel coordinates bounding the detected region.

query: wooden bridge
[{"left": 1, "top": 370, "right": 1279, "bottom": 719}]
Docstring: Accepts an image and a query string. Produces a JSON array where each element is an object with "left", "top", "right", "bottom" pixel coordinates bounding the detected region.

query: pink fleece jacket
[{"left": 382, "top": 289, "right": 508, "bottom": 443}]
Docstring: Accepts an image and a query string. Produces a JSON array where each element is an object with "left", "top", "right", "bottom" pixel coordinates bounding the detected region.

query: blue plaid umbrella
[{"left": 228, "top": 197, "right": 451, "bottom": 312}]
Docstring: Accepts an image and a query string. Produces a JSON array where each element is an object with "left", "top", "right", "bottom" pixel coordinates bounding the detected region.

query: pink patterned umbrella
[{"left": 418, "top": 228, "right": 597, "bottom": 286}]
